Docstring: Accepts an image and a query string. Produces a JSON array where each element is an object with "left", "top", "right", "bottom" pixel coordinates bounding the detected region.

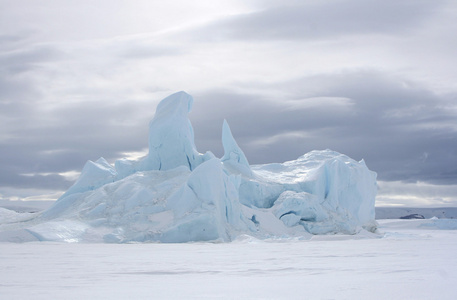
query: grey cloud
[
  {"left": 187, "top": 0, "right": 442, "bottom": 41},
  {"left": 0, "top": 93, "right": 160, "bottom": 190},
  {"left": 0, "top": 44, "right": 63, "bottom": 75},
  {"left": 2, "top": 72, "right": 455, "bottom": 191},
  {"left": 4, "top": 99, "right": 153, "bottom": 156},
  {"left": 119, "top": 46, "right": 182, "bottom": 59},
  {"left": 0, "top": 31, "right": 36, "bottom": 51},
  {"left": 0, "top": 171, "right": 73, "bottom": 190},
  {"left": 0, "top": 44, "right": 63, "bottom": 123},
  {"left": 0, "top": 38, "right": 172, "bottom": 191},
  {"left": 376, "top": 180, "right": 457, "bottom": 207},
  {"left": 190, "top": 71, "right": 457, "bottom": 185},
  {"left": 0, "top": 34, "right": 26, "bottom": 44},
  {"left": 0, "top": 77, "right": 38, "bottom": 113},
  {"left": 116, "top": 40, "right": 183, "bottom": 60}
]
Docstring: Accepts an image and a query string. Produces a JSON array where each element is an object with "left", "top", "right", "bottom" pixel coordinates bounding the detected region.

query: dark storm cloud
[
  {"left": 190, "top": 71, "right": 457, "bottom": 185},
  {"left": 187, "top": 0, "right": 442, "bottom": 41}
]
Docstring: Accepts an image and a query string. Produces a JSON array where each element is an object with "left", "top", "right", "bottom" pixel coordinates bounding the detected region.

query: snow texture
[
  {"left": 0, "top": 91, "right": 378, "bottom": 243},
  {"left": 1, "top": 219, "right": 457, "bottom": 299}
]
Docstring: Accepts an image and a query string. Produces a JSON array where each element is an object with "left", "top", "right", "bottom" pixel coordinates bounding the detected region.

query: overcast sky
[{"left": 1, "top": 0, "right": 456, "bottom": 207}]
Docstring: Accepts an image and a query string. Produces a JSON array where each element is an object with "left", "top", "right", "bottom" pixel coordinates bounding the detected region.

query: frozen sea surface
[{"left": 1, "top": 219, "right": 456, "bottom": 299}]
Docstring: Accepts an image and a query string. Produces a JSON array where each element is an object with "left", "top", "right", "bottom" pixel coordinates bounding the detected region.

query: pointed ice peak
[
  {"left": 59, "top": 157, "right": 117, "bottom": 200},
  {"left": 221, "top": 119, "right": 252, "bottom": 176},
  {"left": 94, "top": 157, "right": 115, "bottom": 172}
]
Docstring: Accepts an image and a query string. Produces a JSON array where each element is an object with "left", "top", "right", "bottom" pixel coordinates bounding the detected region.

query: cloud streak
[{"left": 184, "top": 0, "right": 443, "bottom": 41}]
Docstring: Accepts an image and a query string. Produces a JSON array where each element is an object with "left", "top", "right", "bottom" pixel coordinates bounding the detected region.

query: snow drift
[{"left": 2, "top": 91, "right": 378, "bottom": 242}]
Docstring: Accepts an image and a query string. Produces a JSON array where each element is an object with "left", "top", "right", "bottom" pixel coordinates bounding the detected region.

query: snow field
[{"left": 1, "top": 219, "right": 456, "bottom": 299}]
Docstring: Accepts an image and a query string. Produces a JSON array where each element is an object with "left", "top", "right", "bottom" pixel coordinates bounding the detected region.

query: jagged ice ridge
[{"left": 14, "top": 91, "right": 378, "bottom": 242}]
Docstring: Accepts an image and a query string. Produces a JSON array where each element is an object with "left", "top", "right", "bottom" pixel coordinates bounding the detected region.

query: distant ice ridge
[{"left": 9, "top": 91, "right": 378, "bottom": 242}]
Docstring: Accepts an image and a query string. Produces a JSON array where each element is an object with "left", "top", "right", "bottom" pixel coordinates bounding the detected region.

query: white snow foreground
[{"left": 1, "top": 91, "right": 378, "bottom": 243}]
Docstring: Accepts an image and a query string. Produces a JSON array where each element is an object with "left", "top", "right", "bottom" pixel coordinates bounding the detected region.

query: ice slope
[{"left": 0, "top": 91, "right": 378, "bottom": 243}]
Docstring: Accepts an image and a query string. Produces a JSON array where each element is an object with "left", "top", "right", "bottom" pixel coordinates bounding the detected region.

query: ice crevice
[{"left": 5, "top": 91, "right": 378, "bottom": 243}]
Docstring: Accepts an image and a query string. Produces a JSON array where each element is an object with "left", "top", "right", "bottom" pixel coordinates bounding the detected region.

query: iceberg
[{"left": 3, "top": 91, "right": 378, "bottom": 242}]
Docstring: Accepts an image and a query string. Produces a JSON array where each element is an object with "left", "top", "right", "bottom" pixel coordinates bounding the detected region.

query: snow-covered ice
[{"left": 0, "top": 91, "right": 377, "bottom": 243}]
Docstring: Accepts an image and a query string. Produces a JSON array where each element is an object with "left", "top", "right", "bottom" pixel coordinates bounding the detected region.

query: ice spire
[{"left": 221, "top": 119, "right": 252, "bottom": 176}]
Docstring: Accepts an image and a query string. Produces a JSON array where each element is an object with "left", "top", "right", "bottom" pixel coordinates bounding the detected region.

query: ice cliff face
[{"left": 25, "top": 91, "right": 377, "bottom": 242}]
